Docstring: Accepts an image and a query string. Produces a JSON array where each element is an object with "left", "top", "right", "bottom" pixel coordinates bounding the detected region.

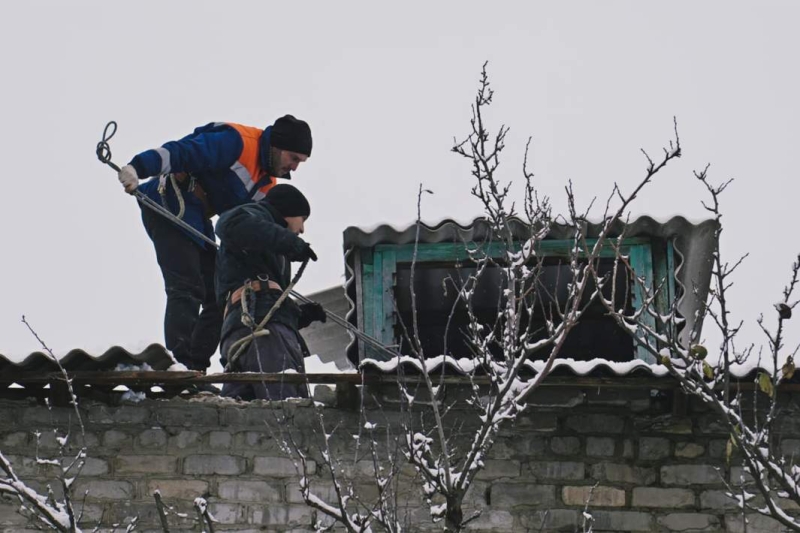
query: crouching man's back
[{"left": 215, "top": 184, "right": 325, "bottom": 400}]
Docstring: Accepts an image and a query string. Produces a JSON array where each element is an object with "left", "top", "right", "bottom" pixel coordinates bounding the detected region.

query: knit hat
[
  {"left": 265, "top": 184, "right": 311, "bottom": 218},
  {"left": 270, "top": 115, "right": 312, "bottom": 156}
]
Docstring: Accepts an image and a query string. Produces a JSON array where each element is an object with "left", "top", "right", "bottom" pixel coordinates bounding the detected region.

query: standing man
[
  {"left": 117, "top": 116, "right": 313, "bottom": 372},
  {"left": 215, "top": 184, "right": 325, "bottom": 400}
]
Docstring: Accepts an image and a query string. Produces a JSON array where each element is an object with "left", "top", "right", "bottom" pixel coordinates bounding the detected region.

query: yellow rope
[{"left": 157, "top": 174, "right": 187, "bottom": 219}]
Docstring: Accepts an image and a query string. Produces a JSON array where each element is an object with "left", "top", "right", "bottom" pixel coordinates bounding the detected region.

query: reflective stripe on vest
[{"left": 225, "top": 123, "right": 277, "bottom": 200}]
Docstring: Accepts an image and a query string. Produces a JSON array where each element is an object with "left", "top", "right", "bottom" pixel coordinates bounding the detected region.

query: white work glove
[{"left": 118, "top": 164, "right": 139, "bottom": 194}]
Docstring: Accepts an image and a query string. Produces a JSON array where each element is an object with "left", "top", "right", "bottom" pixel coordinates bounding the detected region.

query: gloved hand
[
  {"left": 118, "top": 164, "right": 139, "bottom": 194},
  {"left": 298, "top": 241, "right": 318, "bottom": 262},
  {"left": 298, "top": 302, "right": 327, "bottom": 329}
]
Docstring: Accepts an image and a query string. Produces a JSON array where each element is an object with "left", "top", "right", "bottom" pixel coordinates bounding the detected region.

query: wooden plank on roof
[{"left": 2, "top": 371, "right": 799, "bottom": 392}]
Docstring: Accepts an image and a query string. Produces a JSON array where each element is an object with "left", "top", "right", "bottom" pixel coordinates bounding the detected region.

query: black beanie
[
  {"left": 270, "top": 115, "right": 312, "bottom": 156},
  {"left": 265, "top": 184, "right": 311, "bottom": 218}
]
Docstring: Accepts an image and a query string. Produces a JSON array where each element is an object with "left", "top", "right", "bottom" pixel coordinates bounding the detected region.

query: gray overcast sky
[{"left": 1, "top": 1, "right": 798, "bottom": 369}]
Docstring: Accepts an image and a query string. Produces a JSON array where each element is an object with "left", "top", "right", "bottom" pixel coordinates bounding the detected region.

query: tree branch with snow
[
  {"left": 279, "top": 62, "right": 682, "bottom": 532},
  {"left": 0, "top": 318, "right": 196, "bottom": 532},
  {"left": 0, "top": 317, "right": 92, "bottom": 532},
  {"left": 388, "top": 63, "right": 682, "bottom": 531},
  {"left": 592, "top": 169, "right": 800, "bottom": 529},
  {"left": 276, "top": 399, "right": 408, "bottom": 533}
]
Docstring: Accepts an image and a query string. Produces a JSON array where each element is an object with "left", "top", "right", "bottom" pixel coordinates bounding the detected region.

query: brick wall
[{"left": 0, "top": 386, "right": 796, "bottom": 532}]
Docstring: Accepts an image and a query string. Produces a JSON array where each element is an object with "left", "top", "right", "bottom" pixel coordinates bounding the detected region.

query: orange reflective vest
[{"left": 226, "top": 123, "right": 277, "bottom": 200}]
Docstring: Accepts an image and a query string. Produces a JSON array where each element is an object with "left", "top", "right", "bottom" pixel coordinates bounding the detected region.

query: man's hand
[
  {"left": 118, "top": 164, "right": 139, "bottom": 194},
  {"left": 298, "top": 241, "right": 318, "bottom": 262},
  {"left": 298, "top": 302, "right": 327, "bottom": 329}
]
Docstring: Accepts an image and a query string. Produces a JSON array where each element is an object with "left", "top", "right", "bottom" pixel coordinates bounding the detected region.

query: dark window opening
[{"left": 393, "top": 257, "right": 634, "bottom": 362}]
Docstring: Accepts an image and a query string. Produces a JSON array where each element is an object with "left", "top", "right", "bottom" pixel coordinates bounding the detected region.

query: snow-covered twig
[
  {"left": 193, "top": 497, "right": 215, "bottom": 533},
  {"left": 0, "top": 318, "right": 94, "bottom": 532},
  {"left": 577, "top": 482, "right": 598, "bottom": 533},
  {"left": 153, "top": 490, "right": 171, "bottom": 532},
  {"left": 275, "top": 389, "right": 406, "bottom": 532}
]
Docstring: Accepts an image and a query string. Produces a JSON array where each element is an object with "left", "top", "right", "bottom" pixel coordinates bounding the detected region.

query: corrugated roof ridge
[
  {"left": 361, "top": 355, "right": 765, "bottom": 379},
  {"left": 343, "top": 215, "right": 719, "bottom": 247},
  {"left": 0, "top": 344, "right": 175, "bottom": 374}
]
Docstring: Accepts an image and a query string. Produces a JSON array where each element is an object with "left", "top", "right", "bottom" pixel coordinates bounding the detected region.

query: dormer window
[{"left": 344, "top": 217, "right": 717, "bottom": 368}]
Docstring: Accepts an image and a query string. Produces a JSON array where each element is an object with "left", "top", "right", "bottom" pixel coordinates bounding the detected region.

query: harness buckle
[{"left": 240, "top": 279, "right": 256, "bottom": 328}]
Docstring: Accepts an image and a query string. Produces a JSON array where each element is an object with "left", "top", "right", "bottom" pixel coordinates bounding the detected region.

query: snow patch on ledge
[{"left": 305, "top": 354, "right": 356, "bottom": 374}]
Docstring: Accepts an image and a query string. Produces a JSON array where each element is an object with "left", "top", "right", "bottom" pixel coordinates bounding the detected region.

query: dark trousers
[
  {"left": 221, "top": 322, "right": 309, "bottom": 400},
  {"left": 140, "top": 206, "right": 222, "bottom": 371}
]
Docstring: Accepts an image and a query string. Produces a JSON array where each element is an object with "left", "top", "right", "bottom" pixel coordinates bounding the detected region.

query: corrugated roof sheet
[
  {"left": 0, "top": 344, "right": 176, "bottom": 377},
  {"left": 302, "top": 287, "right": 356, "bottom": 372},
  {"left": 343, "top": 215, "right": 720, "bottom": 367},
  {"left": 0, "top": 216, "right": 720, "bottom": 390},
  {"left": 360, "top": 356, "right": 766, "bottom": 381}
]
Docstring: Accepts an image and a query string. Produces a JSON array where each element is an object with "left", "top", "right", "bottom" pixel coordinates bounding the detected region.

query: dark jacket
[{"left": 215, "top": 199, "right": 309, "bottom": 342}]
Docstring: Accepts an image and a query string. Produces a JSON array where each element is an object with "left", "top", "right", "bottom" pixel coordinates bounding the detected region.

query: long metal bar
[
  {"left": 137, "top": 181, "right": 387, "bottom": 358},
  {"left": 97, "top": 121, "right": 393, "bottom": 361},
  {"left": 290, "top": 289, "right": 402, "bottom": 360},
  {"left": 138, "top": 185, "right": 393, "bottom": 359},
  {"left": 103, "top": 177, "right": 391, "bottom": 360},
  {"left": 97, "top": 121, "right": 220, "bottom": 249},
  {"left": 135, "top": 191, "right": 219, "bottom": 248}
]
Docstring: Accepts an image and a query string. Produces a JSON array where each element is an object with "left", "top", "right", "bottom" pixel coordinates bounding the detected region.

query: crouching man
[{"left": 215, "top": 184, "right": 326, "bottom": 400}]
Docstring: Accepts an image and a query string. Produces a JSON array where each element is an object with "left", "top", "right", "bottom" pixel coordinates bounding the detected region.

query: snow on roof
[
  {"left": 360, "top": 355, "right": 768, "bottom": 381},
  {"left": 305, "top": 353, "right": 356, "bottom": 374}
]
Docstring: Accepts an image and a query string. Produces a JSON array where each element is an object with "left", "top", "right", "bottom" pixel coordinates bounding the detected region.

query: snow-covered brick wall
[{"left": 0, "top": 386, "right": 797, "bottom": 532}]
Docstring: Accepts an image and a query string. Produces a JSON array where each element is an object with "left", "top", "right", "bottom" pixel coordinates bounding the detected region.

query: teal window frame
[{"left": 355, "top": 238, "right": 676, "bottom": 363}]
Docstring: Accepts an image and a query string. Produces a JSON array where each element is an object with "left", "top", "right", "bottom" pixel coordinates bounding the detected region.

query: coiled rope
[
  {"left": 96, "top": 121, "right": 216, "bottom": 247},
  {"left": 224, "top": 259, "right": 310, "bottom": 371}
]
